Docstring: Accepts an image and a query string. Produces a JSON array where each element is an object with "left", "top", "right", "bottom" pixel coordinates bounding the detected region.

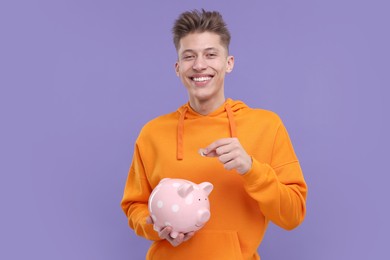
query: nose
[{"left": 192, "top": 56, "right": 207, "bottom": 71}]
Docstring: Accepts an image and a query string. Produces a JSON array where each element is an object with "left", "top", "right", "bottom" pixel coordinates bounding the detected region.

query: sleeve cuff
[{"left": 242, "top": 157, "right": 273, "bottom": 187}]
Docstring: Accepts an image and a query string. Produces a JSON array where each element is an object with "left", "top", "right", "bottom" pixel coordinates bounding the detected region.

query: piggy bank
[{"left": 148, "top": 178, "right": 213, "bottom": 238}]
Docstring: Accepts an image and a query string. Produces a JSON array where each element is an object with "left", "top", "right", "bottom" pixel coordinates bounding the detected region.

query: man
[{"left": 121, "top": 9, "right": 307, "bottom": 260}]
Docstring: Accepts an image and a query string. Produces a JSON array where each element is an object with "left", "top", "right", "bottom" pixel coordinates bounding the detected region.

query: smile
[{"left": 192, "top": 76, "right": 212, "bottom": 82}]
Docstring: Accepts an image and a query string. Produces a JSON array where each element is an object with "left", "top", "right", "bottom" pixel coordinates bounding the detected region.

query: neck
[{"left": 189, "top": 95, "right": 226, "bottom": 115}]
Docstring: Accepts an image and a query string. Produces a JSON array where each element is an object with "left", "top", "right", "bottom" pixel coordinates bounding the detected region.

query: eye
[
  {"left": 206, "top": 53, "right": 217, "bottom": 58},
  {"left": 182, "top": 55, "right": 195, "bottom": 60}
]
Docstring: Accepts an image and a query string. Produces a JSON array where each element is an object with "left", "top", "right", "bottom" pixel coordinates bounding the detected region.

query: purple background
[{"left": 1, "top": 0, "right": 389, "bottom": 259}]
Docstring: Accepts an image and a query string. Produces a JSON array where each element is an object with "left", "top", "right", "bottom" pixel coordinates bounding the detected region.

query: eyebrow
[{"left": 180, "top": 47, "right": 220, "bottom": 56}]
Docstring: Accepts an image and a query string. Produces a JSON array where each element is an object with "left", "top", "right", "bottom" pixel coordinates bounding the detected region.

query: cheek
[
  {"left": 177, "top": 63, "right": 190, "bottom": 75},
  {"left": 211, "top": 61, "right": 228, "bottom": 72}
]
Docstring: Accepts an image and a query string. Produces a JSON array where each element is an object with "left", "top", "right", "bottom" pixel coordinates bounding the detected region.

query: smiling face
[{"left": 175, "top": 32, "right": 234, "bottom": 113}]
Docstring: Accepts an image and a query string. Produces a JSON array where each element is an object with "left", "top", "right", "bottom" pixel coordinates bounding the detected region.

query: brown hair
[{"left": 172, "top": 9, "right": 231, "bottom": 52}]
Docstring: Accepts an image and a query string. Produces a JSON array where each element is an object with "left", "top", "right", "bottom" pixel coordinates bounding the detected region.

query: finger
[
  {"left": 204, "top": 149, "right": 219, "bottom": 157},
  {"left": 198, "top": 148, "right": 208, "bottom": 157},
  {"left": 223, "top": 158, "right": 239, "bottom": 171},
  {"left": 224, "top": 154, "right": 252, "bottom": 174},
  {"left": 205, "top": 143, "right": 232, "bottom": 158},
  {"left": 203, "top": 138, "right": 234, "bottom": 156},
  {"left": 146, "top": 216, "right": 153, "bottom": 224},
  {"left": 159, "top": 226, "right": 172, "bottom": 239},
  {"left": 170, "top": 233, "right": 184, "bottom": 247},
  {"left": 218, "top": 152, "right": 235, "bottom": 164},
  {"left": 183, "top": 231, "right": 195, "bottom": 242},
  {"left": 216, "top": 144, "right": 233, "bottom": 156}
]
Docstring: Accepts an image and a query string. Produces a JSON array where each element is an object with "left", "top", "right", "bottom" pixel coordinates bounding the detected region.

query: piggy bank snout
[{"left": 197, "top": 209, "right": 211, "bottom": 225}]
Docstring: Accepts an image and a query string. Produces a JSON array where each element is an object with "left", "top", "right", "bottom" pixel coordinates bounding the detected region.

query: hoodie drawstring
[
  {"left": 225, "top": 103, "right": 237, "bottom": 138},
  {"left": 177, "top": 102, "right": 237, "bottom": 160},
  {"left": 177, "top": 107, "right": 188, "bottom": 160}
]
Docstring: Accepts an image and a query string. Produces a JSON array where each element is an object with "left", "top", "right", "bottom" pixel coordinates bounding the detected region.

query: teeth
[{"left": 193, "top": 77, "right": 211, "bottom": 82}]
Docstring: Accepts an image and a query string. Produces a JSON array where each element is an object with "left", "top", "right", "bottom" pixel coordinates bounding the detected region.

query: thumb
[
  {"left": 146, "top": 216, "right": 154, "bottom": 224},
  {"left": 198, "top": 148, "right": 218, "bottom": 157}
]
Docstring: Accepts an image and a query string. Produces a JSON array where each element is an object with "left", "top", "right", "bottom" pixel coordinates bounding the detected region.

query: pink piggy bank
[{"left": 148, "top": 178, "right": 213, "bottom": 238}]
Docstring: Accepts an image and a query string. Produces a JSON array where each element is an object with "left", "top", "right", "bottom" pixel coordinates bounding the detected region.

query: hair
[{"left": 172, "top": 9, "right": 231, "bottom": 52}]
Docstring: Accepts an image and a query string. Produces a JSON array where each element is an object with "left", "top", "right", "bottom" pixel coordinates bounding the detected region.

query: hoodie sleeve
[
  {"left": 242, "top": 122, "right": 307, "bottom": 230},
  {"left": 120, "top": 142, "right": 161, "bottom": 241}
]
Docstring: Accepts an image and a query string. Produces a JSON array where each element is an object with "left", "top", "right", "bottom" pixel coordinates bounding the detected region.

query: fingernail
[{"left": 198, "top": 148, "right": 206, "bottom": 157}]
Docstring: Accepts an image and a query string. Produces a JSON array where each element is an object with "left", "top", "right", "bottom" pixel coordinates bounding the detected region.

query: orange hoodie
[{"left": 121, "top": 99, "right": 307, "bottom": 260}]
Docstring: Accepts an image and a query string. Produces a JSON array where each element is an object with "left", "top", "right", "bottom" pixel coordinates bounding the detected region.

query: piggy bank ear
[
  {"left": 199, "top": 182, "right": 213, "bottom": 196},
  {"left": 178, "top": 183, "right": 194, "bottom": 198}
]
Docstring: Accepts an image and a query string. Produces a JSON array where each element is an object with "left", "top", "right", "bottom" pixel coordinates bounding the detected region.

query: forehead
[{"left": 178, "top": 32, "right": 226, "bottom": 54}]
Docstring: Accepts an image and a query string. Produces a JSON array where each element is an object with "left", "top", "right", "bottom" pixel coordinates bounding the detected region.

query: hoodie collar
[{"left": 176, "top": 98, "right": 246, "bottom": 160}]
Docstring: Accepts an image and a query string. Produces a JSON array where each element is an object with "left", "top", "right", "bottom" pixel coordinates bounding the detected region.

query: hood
[{"left": 176, "top": 98, "right": 248, "bottom": 160}]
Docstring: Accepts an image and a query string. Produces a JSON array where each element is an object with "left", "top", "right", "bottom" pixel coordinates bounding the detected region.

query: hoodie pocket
[{"left": 147, "top": 230, "right": 243, "bottom": 260}]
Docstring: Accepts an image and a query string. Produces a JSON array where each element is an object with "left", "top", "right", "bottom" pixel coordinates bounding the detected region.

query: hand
[
  {"left": 202, "top": 137, "right": 252, "bottom": 174},
  {"left": 146, "top": 216, "right": 195, "bottom": 247}
]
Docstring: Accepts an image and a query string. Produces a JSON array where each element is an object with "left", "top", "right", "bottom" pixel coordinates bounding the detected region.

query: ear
[
  {"left": 199, "top": 182, "right": 213, "bottom": 196},
  {"left": 226, "top": 55, "right": 235, "bottom": 73},
  {"left": 177, "top": 183, "right": 194, "bottom": 198},
  {"left": 174, "top": 62, "right": 180, "bottom": 77}
]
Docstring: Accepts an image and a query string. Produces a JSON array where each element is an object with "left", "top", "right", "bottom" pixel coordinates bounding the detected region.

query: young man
[{"left": 121, "top": 9, "right": 307, "bottom": 260}]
